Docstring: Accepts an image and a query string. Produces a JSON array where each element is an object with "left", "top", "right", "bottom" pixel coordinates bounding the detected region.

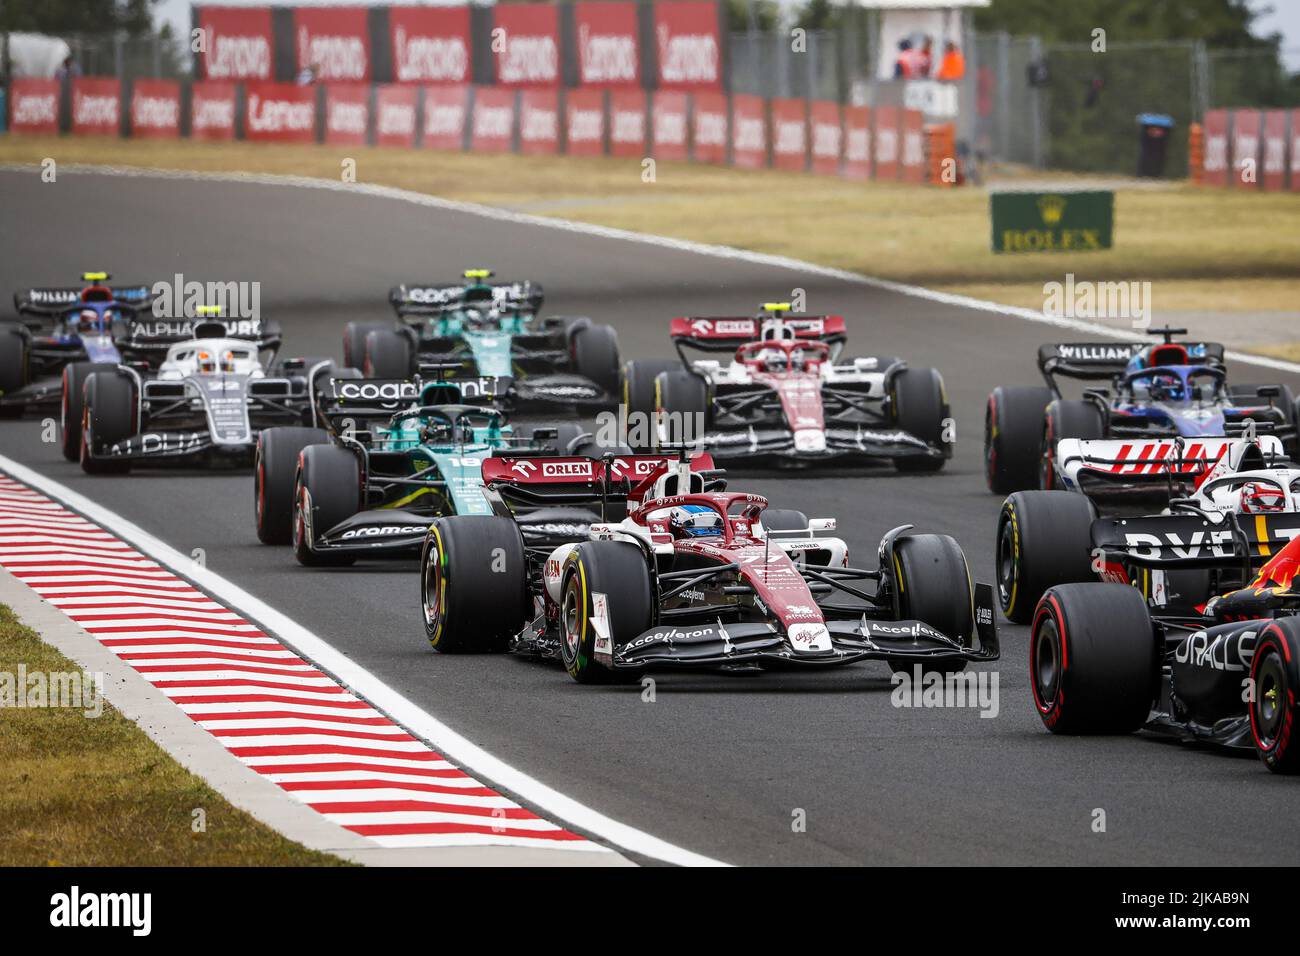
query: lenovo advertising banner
[
  {"left": 9, "top": 79, "right": 60, "bottom": 135},
  {"left": 130, "top": 80, "right": 181, "bottom": 139},
  {"left": 423, "top": 85, "right": 467, "bottom": 150},
  {"left": 519, "top": 89, "right": 560, "bottom": 155},
  {"left": 730, "top": 94, "right": 766, "bottom": 170},
  {"left": 295, "top": 6, "right": 370, "bottom": 82},
  {"left": 197, "top": 6, "right": 273, "bottom": 81},
  {"left": 566, "top": 88, "right": 605, "bottom": 156},
  {"left": 191, "top": 81, "right": 237, "bottom": 140},
  {"left": 1261, "top": 109, "right": 1287, "bottom": 192},
  {"left": 471, "top": 86, "right": 515, "bottom": 152},
  {"left": 654, "top": 1, "right": 722, "bottom": 91},
  {"left": 245, "top": 82, "right": 316, "bottom": 143},
  {"left": 376, "top": 85, "right": 418, "bottom": 147},
  {"left": 1231, "top": 109, "right": 1260, "bottom": 188},
  {"left": 609, "top": 89, "right": 647, "bottom": 158},
  {"left": 651, "top": 90, "right": 688, "bottom": 161},
  {"left": 493, "top": 5, "right": 560, "bottom": 87},
  {"left": 770, "top": 98, "right": 808, "bottom": 172},
  {"left": 691, "top": 90, "right": 727, "bottom": 164},
  {"left": 810, "top": 101, "right": 842, "bottom": 176},
  {"left": 874, "top": 105, "right": 900, "bottom": 180},
  {"left": 1201, "top": 109, "right": 1229, "bottom": 187},
  {"left": 900, "top": 108, "right": 925, "bottom": 183},
  {"left": 575, "top": 1, "right": 639, "bottom": 88},
  {"left": 324, "top": 85, "right": 369, "bottom": 146},
  {"left": 390, "top": 5, "right": 471, "bottom": 84},
  {"left": 72, "top": 78, "right": 121, "bottom": 136}
]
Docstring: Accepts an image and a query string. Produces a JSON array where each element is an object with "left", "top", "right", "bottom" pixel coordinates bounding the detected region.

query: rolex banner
[{"left": 991, "top": 190, "right": 1114, "bottom": 253}]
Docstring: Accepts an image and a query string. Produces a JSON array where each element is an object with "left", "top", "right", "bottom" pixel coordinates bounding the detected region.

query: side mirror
[
  {"left": 1258, "top": 385, "right": 1282, "bottom": 401},
  {"left": 808, "top": 518, "right": 837, "bottom": 533}
]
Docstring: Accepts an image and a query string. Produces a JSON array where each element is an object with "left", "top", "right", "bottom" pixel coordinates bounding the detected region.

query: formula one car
[
  {"left": 1, "top": 272, "right": 156, "bottom": 423},
  {"left": 995, "top": 435, "right": 1293, "bottom": 622},
  {"left": 420, "top": 450, "right": 999, "bottom": 683},
  {"left": 344, "top": 269, "right": 621, "bottom": 407},
  {"left": 76, "top": 309, "right": 317, "bottom": 474},
  {"left": 257, "top": 369, "right": 618, "bottom": 566},
  {"left": 620, "top": 304, "right": 952, "bottom": 470},
  {"left": 1029, "top": 539, "right": 1300, "bottom": 773},
  {"left": 984, "top": 327, "right": 1298, "bottom": 494}
]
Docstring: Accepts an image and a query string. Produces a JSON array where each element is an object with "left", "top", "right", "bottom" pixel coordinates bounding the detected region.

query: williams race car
[
  {"left": 984, "top": 327, "right": 1298, "bottom": 494},
  {"left": 344, "top": 269, "right": 621, "bottom": 408},
  {"left": 620, "top": 304, "right": 953, "bottom": 470},
  {"left": 420, "top": 450, "right": 998, "bottom": 682}
]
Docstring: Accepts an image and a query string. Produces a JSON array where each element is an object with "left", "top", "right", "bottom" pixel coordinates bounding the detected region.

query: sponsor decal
[
  {"left": 339, "top": 525, "right": 426, "bottom": 540},
  {"left": 510, "top": 460, "right": 539, "bottom": 477},
  {"left": 334, "top": 379, "right": 419, "bottom": 404},
  {"left": 1174, "top": 629, "right": 1254, "bottom": 671},
  {"left": 787, "top": 621, "right": 831, "bottom": 650},
  {"left": 199, "top": 7, "right": 273, "bottom": 80},
  {"left": 542, "top": 460, "right": 594, "bottom": 479}
]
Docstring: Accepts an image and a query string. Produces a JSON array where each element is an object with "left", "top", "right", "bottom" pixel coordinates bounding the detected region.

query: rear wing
[
  {"left": 389, "top": 281, "right": 544, "bottom": 316},
  {"left": 1092, "top": 511, "right": 1300, "bottom": 570},
  {"left": 15, "top": 284, "right": 155, "bottom": 317},
  {"left": 117, "top": 315, "right": 281, "bottom": 355},
  {"left": 482, "top": 452, "right": 717, "bottom": 515},
  {"left": 1056, "top": 436, "right": 1285, "bottom": 499},
  {"left": 670, "top": 315, "right": 847, "bottom": 354},
  {"left": 320, "top": 374, "right": 509, "bottom": 421},
  {"left": 1037, "top": 340, "right": 1225, "bottom": 384}
]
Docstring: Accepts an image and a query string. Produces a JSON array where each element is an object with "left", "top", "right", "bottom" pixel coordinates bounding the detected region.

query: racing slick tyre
[
  {"left": 0, "top": 324, "right": 28, "bottom": 420},
  {"left": 255, "top": 426, "right": 330, "bottom": 545},
  {"left": 560, "top": 540, "right": 653, "bottom": 684},
  {"left": 1031, "top": 583, "right": 1157, "bottom": 735},
  {"left": 342, "top": 321, "right": 388, "bottom": 370},
  {"left": 292, "top": 445, "right": 362, "bottom": 567},
  {"left": 421, "top": 516, "right": 531, "bottom": 653},
  {"left": 572, "top": 323, "right": 621, "bottom": 396},
  {"left": 760, "top": 509, "right": 809, "bottom": 533},
  {"left": 60, "top": 361, "right": 114, "bottom": 461},
  {"left": 1040, "top": 399, "right": 1105, "bottom": 489},
  {"left": 655, "top": 370, "right": 708, "bottom": 447},
  {"left": 1249, "top": 618, "right": 1300, "bottom": 773},
  {"left": 984, "top": 385, "right": 1053, "bottom": 494},
  {"left": 996, "top": 490, "right": 1097, "bottom": 624},
  {"left": 890, "top": 367, "right": 950, "bottom": 473},
  {"left": 79, "top": 370, "right": 137, "bottom": 475},
  {"left": 363, "top": 328, "right": 415, "bottom": 379},
  {"left": 622, "top": 359, "right": 682, "bottom": 444},
  {"left": 887, "top": 533, "right": 974, "bottom": 676}
]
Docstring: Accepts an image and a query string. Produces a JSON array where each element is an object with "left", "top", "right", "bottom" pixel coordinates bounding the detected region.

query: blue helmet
[{"left": 669, "top": 504, "right": 724, "bottom": 537}]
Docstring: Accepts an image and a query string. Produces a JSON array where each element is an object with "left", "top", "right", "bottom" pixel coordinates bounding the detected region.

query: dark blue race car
[{"left": 984, "top": 327, "right": 1299, "bottom": 494}]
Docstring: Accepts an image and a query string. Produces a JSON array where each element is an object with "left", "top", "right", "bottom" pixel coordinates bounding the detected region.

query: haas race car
[
  {"left": 1, "top": 272, "right": 156, "bottom": 419},
  {"left": 984, "top": 327, "right": 1299, "bottom": 494},
  {"left": 621, "top": 304, "right": 953, "bottom": 470},
  {"left": 419, "top": 450, "right": 998, "bottom": 683},
  {"left": 256, "top": 368, "right": 612, "bottom": 566},
  {"left": 344, "top": 269, "right": 621, "bottom": 408},
  {"left": 75, "top": 307, "right": 324, "bottom": 474}
]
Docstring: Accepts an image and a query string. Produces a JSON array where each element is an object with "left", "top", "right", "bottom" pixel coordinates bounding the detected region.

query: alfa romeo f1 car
[
  {"left": 620, "top": 304, "right": 953, "bottom": 470},
  {"left": 995, "top": 435, "right": 1294, "bottom": 622},
  {"left": 343, "top": 269, "right": 621, "bottom": 407},
  {"left": 984, "top": 327, "right": 1298, "bottom": 494},
  {"left": 419, "top": 450, "right": 998, "bottom": 683},
  {"left": 76, "top": 309, "right": 317, "bottom": 474},
  {"left": 1, "top": 272, "right": 155, "bottom": 421},
  {"left": 1029, "top": 539, "right": 1300, "bottom": 774},
  {"left": 257, "top": 369, "right": 615, "bottom": 566}
]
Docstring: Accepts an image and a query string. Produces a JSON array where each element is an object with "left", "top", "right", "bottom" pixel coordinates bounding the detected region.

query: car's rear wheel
[
  {"left": 292, "top": 445, "right": 361, "bottom": 566},
  {"left": 363, "top": 329, "right": 414, "bottom": 379},
  {"left": 890, "top": 367, "right": 949, "bottom": 473},
  {"left": 572, "top": 323, "right": 621, "bottom": 395},
  {"left": 0, "top": 325, "right": 29, "bottom": 419},
  {"left": 422, "top": 516, "right": 531, "bottom": 653},
  {"left": 996, "top": 490, "right": 1097, "bottom": 624},
  {"left": 560, "top": 540, "right": 653, "bottom": 684},
  {"left": 1031, "top": 583, "right": 1156, "bottom": 734},
  {"left": 760, "top": 509, "right": 809, "bottom": 533},
  {"left": 1041, "top": 399, "right": 1105, "bottom": 489},
  {"left": 80, "top": 370, "right": 137, "bottom": 475},
  {"left": 887, "top": 533, "right": 974, "bottom": 675},
  {"left": 984, "top": 385, "right": 1052, "bottom": 494},
  {"left": 655, "top": 370, "right": 708, "bottom": 447},
  {"left": 255, "top": 426, "right": 329, "bottom": 544},
  {"left": 1250, "top": 618, "right": 1300, "bottom": 774},
  {"left": 61, "top": 361, "right": 114, "bottom": 461},
  {"left": 343, "top": 321, "right": 387, "bottom": 370},
  {"left": 622, "top": 359, "right": 682, "bottom": 448}
]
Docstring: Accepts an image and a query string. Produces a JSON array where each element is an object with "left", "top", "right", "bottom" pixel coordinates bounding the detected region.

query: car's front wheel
[{"left": 560, "top": 540, "right": 653, "bottom": 684}]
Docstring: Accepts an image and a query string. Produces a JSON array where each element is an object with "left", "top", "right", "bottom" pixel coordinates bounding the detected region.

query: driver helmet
[
  {"left": 758, "top": 347, "right": 787, "bottom": 372},
  {"left": 668, "top": 504, "right": 723, "bottom": 538},
  {"left": 1150, "top": 371, "right": 1185, "bottom": 401},
  {"left": 1240, "top": 480, "right": 1287, "bottom": 514},
  {"left": 78, "top": 309, "right": 98, "bottom": 332}
]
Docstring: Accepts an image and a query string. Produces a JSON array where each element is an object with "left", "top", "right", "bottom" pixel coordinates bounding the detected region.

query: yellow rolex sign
[{"left": 991, "top": 190, "right": 1114, "bottom": 253}]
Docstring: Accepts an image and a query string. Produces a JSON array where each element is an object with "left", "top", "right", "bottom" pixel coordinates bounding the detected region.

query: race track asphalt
[{"left": 4, "top": 166, "right": 1300, "bottom": 866}]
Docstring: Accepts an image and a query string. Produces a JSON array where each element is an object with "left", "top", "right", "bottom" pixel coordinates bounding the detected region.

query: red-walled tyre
[{"left": 1249, "top": 618, "right": 1300, "bottom": 774}]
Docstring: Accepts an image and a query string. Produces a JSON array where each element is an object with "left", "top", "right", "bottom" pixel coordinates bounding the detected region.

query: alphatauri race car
[
  {"left": 1, "top": 272, "right": 156, "bottom": 421},
  {"left": 76, "top": 309, "right": 319, "bottom": 474},
  {"left": 1030, "top": 540, "right": 1300, "bottom": 774},
  {"left": 995, "top": 435, "right": 1294, "bottom": 622},
  {"left": 621, "top": 305, "right": 952, "bottom": 469},
  {"left": 984, "top": 327, "right": 1298, "bottom": 494},
  {"left": 420, "top": 450, "right": 998, "bottom": 683},
  {"left": 343, "top": 269, "right": 621, "bottom": 408}
]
